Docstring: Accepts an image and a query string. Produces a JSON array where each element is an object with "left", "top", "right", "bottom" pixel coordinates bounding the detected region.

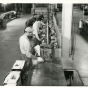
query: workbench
[{"left": 26, "top": 49, "right": 67, "bottom": 86}]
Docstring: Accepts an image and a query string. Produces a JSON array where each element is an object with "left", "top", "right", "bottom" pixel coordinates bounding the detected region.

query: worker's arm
[
  {"left": 33, "top": 26, "right": 41, "bottom": 41},
  {"left": 25, "top": 40, "right": 37, "bottom": 60},
  {"left": 41, "top": 21, "right": 51, "bottom": 29},
  {"left": 35, "top": 31, "right": 41, "bottom": 41},
  {"left": 41, "top": 21, "right": 45, "bottom": 26}
]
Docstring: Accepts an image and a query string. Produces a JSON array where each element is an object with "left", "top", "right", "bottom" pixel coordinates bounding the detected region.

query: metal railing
[{"left": 71, "top": 22, "right": 77, "bottom": 59}]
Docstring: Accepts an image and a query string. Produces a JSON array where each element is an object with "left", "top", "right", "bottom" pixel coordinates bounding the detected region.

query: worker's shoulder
[
  {"left": 32, "top": 21, "right": 37, "bottom": 25},
  {"left": 34, "top": 21, "right": 40, "bottom": 24},
  {"left": 19, "top": 36, "right": 30, "bottom": 44},
  {"left": 27, "top": 17, "right": 34, "bottom": 21},
  {"left": 19, "top": 34, "right": 26, "bottom": 40}
]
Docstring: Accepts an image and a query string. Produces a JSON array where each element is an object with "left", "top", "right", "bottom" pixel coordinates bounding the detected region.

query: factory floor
[
  {"left": 74, "top": 33, "right": 88, "bottom": 85},
  {"left": 72, "top": 7, "right": 88, "bottom": 85},
  {"left": 57, "top": 7, "right": 88, "bottom": 85}
]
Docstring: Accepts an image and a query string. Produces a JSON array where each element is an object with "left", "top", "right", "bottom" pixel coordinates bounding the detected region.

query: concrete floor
[
  {"left": 57, "top": 6, "right": 88, "bottom": 85},
  {"left": 72, "top": 7, "right": 88, "bottom": 85},
  {"left": 0, "top": 14, "right": 32, "bottom": 85}
]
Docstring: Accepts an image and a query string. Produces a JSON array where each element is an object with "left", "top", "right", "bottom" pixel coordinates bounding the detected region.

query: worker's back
[
  {"left": 33, "top": 21, "right": 41, "bottom": 34},
  {"left": 25, "top": 17, "right": 36, "bottom": 28}
]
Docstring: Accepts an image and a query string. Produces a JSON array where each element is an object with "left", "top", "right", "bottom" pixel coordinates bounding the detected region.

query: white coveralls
[
  {"left": 79, "top": 20, "right": 82, "bottom": 29},
  {"left": 33, "top": 20, "right": 45, "bottom": 41},
  {"left": 19, "top": 34, "right": 32, "bottom": 83},
  {"left": 19, "top": 34, "right": 32, "bottom": 60},
  {"left": 19, "top": 30, "right": 43, "bottom": 63},
  {"left": 32, "top": 21, "right": 45, "bottom": 62}
]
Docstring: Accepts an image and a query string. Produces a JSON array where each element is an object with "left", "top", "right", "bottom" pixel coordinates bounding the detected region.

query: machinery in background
[{"left": 0, "top": 11, "right": 20, "bottom": 28}]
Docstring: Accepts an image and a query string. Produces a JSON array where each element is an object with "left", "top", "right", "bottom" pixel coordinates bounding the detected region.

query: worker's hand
[
  {"left": 48, "top": 24, "right": 52, "bottom": 28},
  {"left": 32, "top": 59, "right": 38, "bottom": 66},
  {"left": 43, "top": 25, "right": 47, "bottom": 29},
  {"left": 31, "top": 55, "right": 37, "bottom": 60},
  {"left": 40, "top": 37, "right": 44, "bottom": 41},
  {"left": 37, "top": 57, "right": 44, "bottom": 63},
  {"left": 31, "top": 55, "right": 39, "bottom": 66}
]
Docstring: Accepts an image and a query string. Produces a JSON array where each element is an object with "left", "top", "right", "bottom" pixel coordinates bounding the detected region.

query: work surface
[{"left": 27, "top": 50, "right": 67, "bottom": 86}]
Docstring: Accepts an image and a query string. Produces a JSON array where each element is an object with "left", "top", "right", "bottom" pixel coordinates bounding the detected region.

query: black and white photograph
[{"left": 0, "top": 2, "right": 88, "bottom": 86}]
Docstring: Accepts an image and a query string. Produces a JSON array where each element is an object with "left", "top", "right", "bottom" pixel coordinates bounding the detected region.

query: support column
[
  {"left": 32, "top": 3, "right": 35, "bottom": 14},
  {"left": 3, "top": 4, "right": 6, "bottom": 12},
  {"left": 62, "top": 4, "right": 73, "bottom": 58},
  {"left": 55, "top": 4, "right": 57, "bottom": 9},
  {"left": 22, "top": 4, "right": 26, "bottom": 14},
  {"left": 32, "top": 3, "right": 35, "bottom": 9},
  {"left": 15, "top": 3, "right": 17, "bottom": 11}
]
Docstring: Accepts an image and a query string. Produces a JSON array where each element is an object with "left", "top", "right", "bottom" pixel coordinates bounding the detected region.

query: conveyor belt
[{"left": 26, "top": 49, "right": 67, "bottom": 86}]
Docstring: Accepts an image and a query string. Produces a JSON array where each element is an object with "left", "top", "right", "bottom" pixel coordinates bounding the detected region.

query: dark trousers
[{"left": 21, "top": 54, "right": 32, "bottom": 85}]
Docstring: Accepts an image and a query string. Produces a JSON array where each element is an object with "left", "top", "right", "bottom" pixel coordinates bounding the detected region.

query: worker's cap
[
  {"left": 37, "top": 15, "right": 44, "bottom": 21},
  {"left": 25, "top": 27, "right": 33, "bottom": 32},
  {"left": 27, "top": 19, "right": 34, "bottom": 26},
  {"left": 39, "top": 15, "right": 44, "bottom": 19},
  {"left": 34, "top": 15, "right": 39, "bottom": 18}
]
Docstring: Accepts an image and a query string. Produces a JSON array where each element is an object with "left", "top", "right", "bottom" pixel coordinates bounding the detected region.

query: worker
[
  {"left": 84, "top": 5, "right": 88, "bottom": 15},
  {"left": 32, "top": 14, "right": 45, "bottom": 44},
  {"left": 31, "top": 15, "right": 45, "bottom": 62},
  {"left": 19, "top": 27, "right": 38, "bottom": 85},
  {"left": 25, "top": 13, "right": 38, "bottom": 29},
  {"left": 84, "top": 5, "right": 88, "bottom": 11},
  {"left": 19, "top": 27, "right": 39, "bottom": 66},
  {"left": 24, "top": 28, "right": 44, "bottom": 63},
  {"left": 79, "top": 19, "right": 83, "bottom": 34}
]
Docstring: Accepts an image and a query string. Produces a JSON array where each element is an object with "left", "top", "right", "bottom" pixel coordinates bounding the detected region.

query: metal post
[
  {"left": 15, "top": 3, "right": 17, "bottom": 11},
  {"left": 4, "top": 4, "right": 6, "bottom": 12},
  {"left": 32, "top": 3, "right": 35, "bottom": 14},
  {"left": 62, "top": 4, "right": 73, "bottom": 58},
  {"left": 47, "top": 21, "right": 49, "bottom": 44},
  {"left": 47, "top": 4, "right": 50, "bottom": 44},
  {"left": 83, "top": 4, "right": 84, "bottom": 20}
]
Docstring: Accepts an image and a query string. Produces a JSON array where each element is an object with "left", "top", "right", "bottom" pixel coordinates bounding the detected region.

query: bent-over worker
[
  {"left": 32, "top": 15, "right": 45, "bottom": 44},
  {"left": 19, "top": 27, "right": 38, "bottom": 67},
  {"left": 25, "top": 13, "right": 38, "bottom": 29}
]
